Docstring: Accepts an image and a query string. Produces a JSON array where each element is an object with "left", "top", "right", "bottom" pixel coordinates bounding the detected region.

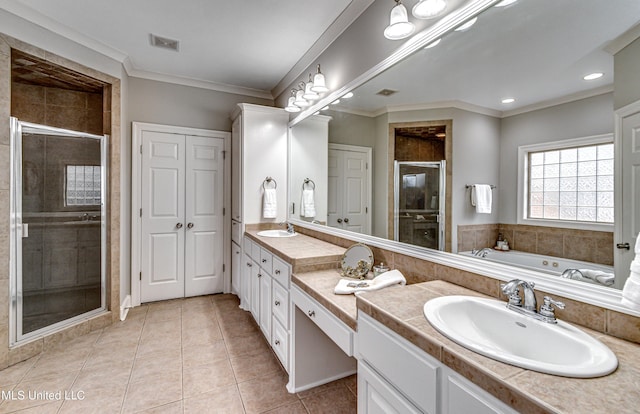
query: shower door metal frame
[
  {"left": 393, "top": 160, "right": 446, "bottom": 251},
  {"left": 9, "top": 117, "right": 109, "bottom": 346}
]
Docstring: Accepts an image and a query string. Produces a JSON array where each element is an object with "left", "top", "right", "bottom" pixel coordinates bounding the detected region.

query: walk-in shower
[{"left": 10, "top": 117, "right": 108, "bottom": 345}]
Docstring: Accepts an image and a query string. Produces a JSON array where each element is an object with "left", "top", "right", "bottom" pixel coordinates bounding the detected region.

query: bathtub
[{"left": 460, "top": 249, "right": 615, "bottom": 287}]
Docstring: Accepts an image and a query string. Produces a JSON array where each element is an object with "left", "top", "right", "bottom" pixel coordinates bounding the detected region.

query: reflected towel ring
[
  {"left": 303, "top": 178, "right": 316, "bottom": 190},
  {"left": 263, "top": 177, "right": 277, "bottom": 190}
]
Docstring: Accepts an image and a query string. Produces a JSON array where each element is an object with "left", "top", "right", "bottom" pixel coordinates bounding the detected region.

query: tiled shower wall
[
  {"left": 0, "top": 34, "right": 121, "bottom": 370},
  {"left": 457, "top": 223, "right": 613, "bottom": 265}
]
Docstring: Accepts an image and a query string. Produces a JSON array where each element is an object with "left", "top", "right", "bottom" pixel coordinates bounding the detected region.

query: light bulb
[
  {"left": 384, "top": 1, "right": 415, "bottom": 40},
  {"left": 311, "top": 64, "right": 329, "bottom": 93},
  {"left": 412, "top": 0, "right": 447, "bottom": 19},
  {"left": 285, "top": 96, "right": 301, "bottom": 112}
]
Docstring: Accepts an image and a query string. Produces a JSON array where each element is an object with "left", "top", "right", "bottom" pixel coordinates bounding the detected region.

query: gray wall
[
  {"left": 614, "top": 37, "right": 640, "bottom": 110},
  {"left": 498, "top": 93, "right": 614, "bottom": 224}
]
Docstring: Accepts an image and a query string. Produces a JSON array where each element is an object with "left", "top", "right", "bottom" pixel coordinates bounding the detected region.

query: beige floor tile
[
  {"left": 182, "top": 339, "right": 228, "bottom": 368},
  {"left": 238, "top": 371, "right": 298, "bottom": 414},
  {"left": 146, "top": 299, "right": 183, "bottom": 312},
  {"left": 182, "top": 316, "right": 219, "bottom": 333},
  {"left": 183, "top": 359, "right": 236, "bottom": 398},
  {"left": 130, "top": 351, "right": 182, "bottom": 383},
  {"left": 230, "top": 350, "right": 282, "bottom": 383},
  {"left": 122, "top": 373, "right": 182, "bottom": 414},
  {"left": 6, "top": 400, "right": 63, "bottom": 413},
  {"left": 182, "top": 323, "right": 222, "bottom": 348},
  {"left": 225, "top": 331, "right": 271, "bottom": 359},
  {"left": 342, "top": 374, "right": 357, "bottom": 397},
  {"left": 0, "top": 357, "right": 37, "bottom": 388},
  {"left": 183, "top": 384, "right": 245, "bottom": 414},
  {"left": 58, "top": 382, "right": 126, "bottom": 414},
  {"left": 141, "top": 318, "right": 182, "bottom": 337},
  {"left": 23, "top": 351, "right": 89, "bottom": 381},
  {"left": 262, "top": 400, "right": 309, "bottom": 414},
  {"left": 1, "top": 372, "right": 77, "bottom": 413},
  {"left": 73, "top": 361, "right": 133, "bottom": 389},
  {"left": 136, "top": 334, "right": 181, "bottom": 358},
  {"left": 137, "top": 400, "right": 183, "bottom": 414},
  {"left": 301, "top": 386, "right": 356, "bottom": 414},
  {"left": 145, "top": 307, "right": 182, "bottom": 323},
  {"left": 296, "top": 378, "right": 346, "bottom": 398},
  {"left": 219, "top": 316, "right": 261, "bottom": 339}
]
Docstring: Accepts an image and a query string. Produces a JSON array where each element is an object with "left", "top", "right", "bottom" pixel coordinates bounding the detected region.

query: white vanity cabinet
[
  {"left": 357, "top": 313, "right": 517, "bottom": 414},
  {"left": 241, "top": 235, "right": 292, "bottom": 371}
]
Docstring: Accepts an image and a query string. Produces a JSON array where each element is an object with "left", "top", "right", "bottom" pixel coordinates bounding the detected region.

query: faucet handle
[
  {"left": 500, "top": 281, "right": 523, "bottom": 307},
  {"left": 539, "top": 296, "right": 565, "bottom": 320}
]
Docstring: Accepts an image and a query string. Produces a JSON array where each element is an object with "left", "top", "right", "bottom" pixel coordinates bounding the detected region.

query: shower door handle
[
  {"left": 21, "top": 223, "right": 29, "bottom": 238},
  {"left": 176, "top": 223, "right": 183, "bottom": 229}
]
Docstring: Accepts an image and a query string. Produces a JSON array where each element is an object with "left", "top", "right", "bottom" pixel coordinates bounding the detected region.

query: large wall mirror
[{"left": 288, "top": 0, "right": 640, "bottom": 311}]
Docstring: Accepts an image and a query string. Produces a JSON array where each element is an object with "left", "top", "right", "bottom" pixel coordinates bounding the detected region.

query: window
[
  {"left": 66, "top": 165, "right": 101, "bottom": 206},
  {"left": 520, "top": 135, "right": 614, "bottom": 227}
]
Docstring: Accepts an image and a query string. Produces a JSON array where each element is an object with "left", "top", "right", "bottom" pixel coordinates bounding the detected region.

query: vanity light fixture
[
  {"left": 412, "top": 0, "right": 447, "bottom": 19},
  {"left": 583, "top": 72, "right": 604, "bottom": 81},
  {"left": 501, "top": 97, "right": 516, "bottom": 104},
  {"left": 303, "top": 74, "right": 320, "bottom": 100},
  {"left": 342, "top": 92, "right": 354, "bottom": 99},
  {"left": 294, "top": 88, "right": 310, "bottom": 107},
  {"left": 455, "top": 16, "right": 478, "bottom": 31},
  {"left": 424, "top": 38, "right": 442, "bottom": 49},
  {"left": 311, "top": 64, "right": 329, "bottom": 93},
  {"left": 285, "top": 90, "right": 301, "bottom": 113},
  {"left": 331, "top": 99, "right": 341, "bottom": 105},
  {"left": 384, "top": 0, "right": 415, "bottom": 40}
]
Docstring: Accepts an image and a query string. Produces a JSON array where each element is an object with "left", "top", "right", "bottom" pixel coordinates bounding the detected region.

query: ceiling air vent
[
  {"left": 150, "top": 34, "right": 180, "bottom": 51},
  {"left": 376, "top": 89, "right": 397, "bottom": 97}
]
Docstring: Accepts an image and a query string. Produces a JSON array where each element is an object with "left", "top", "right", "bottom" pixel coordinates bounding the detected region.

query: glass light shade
[
  {"left": 311, "top": 66, "right": 329, "bottom": 93},
  {"left": 303, "top": 81, "right": 319, "bottom": 100},
  {"left": 412, "top": 0, "right": 447, "bottom": 19},
  {"left": 384, "top": 2, "right": 415, "bottom": 40},
  {"left": 424, "top": 38, "right": 441, "bottom": 49},
  {"left": 294, "top": 89, "right": 310, "bottom": 107},
  {"left": 342, "top": 92, "right": 354, "bottom": 99},
  {"left": 285, "top": 96, "right": 301, "bottom": 112},
  {"left": 455, "top": 16, "right": 477, "bottom": 31}
]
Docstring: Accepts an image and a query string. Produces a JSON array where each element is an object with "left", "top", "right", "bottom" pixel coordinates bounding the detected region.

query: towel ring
[
  {"left": 302, "top": 178, "right": 316, "bottom": 190},
  {"left": 263, "top": 177, "right": 277, "bottom": 190}
]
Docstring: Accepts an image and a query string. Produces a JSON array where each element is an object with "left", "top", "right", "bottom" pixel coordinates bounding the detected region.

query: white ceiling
[
  {"left": 1, "top": 0, "right": 373, "bottom": 98},
  {"left": 333, "top": 0, "right": 640, "bottom": 116}
]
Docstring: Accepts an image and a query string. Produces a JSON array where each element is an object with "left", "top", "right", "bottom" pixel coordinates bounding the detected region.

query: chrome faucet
[
  {"left": 500, "top": 279, "right": 565, "bottom": 323},
  {"left": 561, "top": 268, "right": 584, "bottom": 280},
  {"left": 471, "top": 247, "right": 493, "bottom": 258},
  {"left": 280, "top": 221, "right": 295, "bottom": 234}
]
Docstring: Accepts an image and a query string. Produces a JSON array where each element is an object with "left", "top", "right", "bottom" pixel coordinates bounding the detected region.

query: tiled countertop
[
  {"left": 249, "top": 231, "right": 640, "bottom": 413},
  {"left": 357, "top": 281, "right": 640, "bottom": 414}
]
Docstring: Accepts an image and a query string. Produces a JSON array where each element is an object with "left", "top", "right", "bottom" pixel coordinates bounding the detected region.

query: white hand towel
[
  {"left": 301, "top": 188, "right": 316, "bottom": 218},
  {"left": 263, "top": 188, "right": 277, "bottom": 219},
  {"left": 578, "top": 269, "right": 615, "bottom": 286},
  {"left": 334, "top": 269, "right": 407, "bottom": 295},
  {"left": 623, "top": 237, "right": 640, "bottom": 310},
  {"left": 471, "top": 184, "right": 492, "bottom": 214}
]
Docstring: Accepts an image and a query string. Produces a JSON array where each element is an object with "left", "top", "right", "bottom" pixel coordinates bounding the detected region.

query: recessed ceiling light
[
  {"left": 331, "top": 99, "right": 341, "bottom": 105},
  {"left": 583, "top": 72, "right": 604, "bottom": 81},
  {"left": 424, "top": 38, "right": 442, "bottom": 49},
  {"left": 321, "top": 106, "right": 329, "bottom": 111},
  {"left": 455, "top": 17, "right": 477, "bottom": 32},
  {"left": 342, "top": 92, "right": 354, "bottom": 99},
  {"left": 501, "top": 98, "right": 515, "bottom": 104},
  {"left": 494, "top": 0, "right": 518, "bottom": 7}
]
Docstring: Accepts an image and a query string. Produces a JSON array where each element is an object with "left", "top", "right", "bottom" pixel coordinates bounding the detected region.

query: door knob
[
  {"left": 176, "top": 223, "right": 183, "bottom": 229},
  {"left": 337, "top": 218, "right": 343, "bottom": 223},
  {"left": 187, "top": 222, "right": 194, "bottom": 229},
  {"left": 344, "top": 218, "right": 350, "bottom": 223},
  {"left": 617, "top": 243, "right": 631, "bottom": 250}
]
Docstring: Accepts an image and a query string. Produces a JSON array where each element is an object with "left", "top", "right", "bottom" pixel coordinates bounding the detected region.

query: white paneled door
[{"left": 141, "top": 131, "right": 224, "bottom": 302}]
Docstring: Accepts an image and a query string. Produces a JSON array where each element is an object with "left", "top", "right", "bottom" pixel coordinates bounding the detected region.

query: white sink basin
[
  {"left": 256, "top": 229, "right": 297, "bottom": 238},
  {"left": 424, "top": 295, "right": 618, "bottom": 378}
]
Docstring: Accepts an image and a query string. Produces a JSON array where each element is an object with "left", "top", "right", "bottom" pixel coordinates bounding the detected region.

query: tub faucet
[
  {"left": 561, "top": 268, "right": 584, "bottom": 280},
  {"left": 472, "top": 247, "right": 493, "bottom": 258},
  {"left": 501, "top": 279, "right": 537, "bottom": 312}
]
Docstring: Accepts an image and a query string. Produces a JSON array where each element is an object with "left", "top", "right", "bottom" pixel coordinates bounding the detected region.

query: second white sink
[
  {"left": 424, "top": 295, "right": 618, "bottom": 378},
  {"left": 256, "top": 229, "right": 297, "bottom": 238}
]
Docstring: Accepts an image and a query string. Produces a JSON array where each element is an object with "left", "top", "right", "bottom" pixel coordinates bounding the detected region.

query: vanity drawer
[
  {"left": 358, "top": 313, "right": 439, "bottom": 414},
  {"left": 260, "top": 247, "right": 273, "bottom": 275},
  {"left": 231, "top": 220, "right": 242, "bottom": 244},
  {"left": 251, "top": 239, "right": 262, "bottom": 261},
  {"left": 271, "top": 317, "right": 289, "bottom": 372},
  {"left": 272, "top": 280, "right": 289, "bottom": 328},
  {"left": 291, "top": 285, "right": 354, "bottom": 356},
  {"left": 272, "top": 256, "right": 290, "bottom": 287}
]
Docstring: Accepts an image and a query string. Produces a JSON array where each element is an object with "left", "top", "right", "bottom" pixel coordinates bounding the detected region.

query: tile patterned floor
[{"left": 0, "top": 295, "right": 357, "bottom": 413}]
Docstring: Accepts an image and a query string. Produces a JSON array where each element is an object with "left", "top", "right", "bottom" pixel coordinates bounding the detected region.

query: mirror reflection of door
[
  {"left": 327, "top": 143, "right": 371, "bottom": 234},
  {"left": 395, "top": 161, "right": 446, "bottom": 250}
]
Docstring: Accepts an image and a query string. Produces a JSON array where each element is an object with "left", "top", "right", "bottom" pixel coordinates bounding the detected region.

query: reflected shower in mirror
[{"left": 288, "top": 0, "right": 640, "bottom": 291}]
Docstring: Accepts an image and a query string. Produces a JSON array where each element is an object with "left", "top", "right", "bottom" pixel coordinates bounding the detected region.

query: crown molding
[
  {"left": 604, "top": 22, "right": 640, "bottom": 55},
  {"left": 501, "top": 85, "right": 613, "bottom": 118}
]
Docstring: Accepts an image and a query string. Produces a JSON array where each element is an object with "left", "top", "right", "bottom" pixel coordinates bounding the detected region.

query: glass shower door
[
  {"left": 10, "top": 118, "right": 107, "bottom": 343},
  {"left": 394, "top": 161, "right": 446, "bottom": 250}
]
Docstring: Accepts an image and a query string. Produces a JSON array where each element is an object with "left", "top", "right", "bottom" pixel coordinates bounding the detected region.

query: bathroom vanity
[{"left": 240, "top": 229, "right": 640, "bottom": 414}]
